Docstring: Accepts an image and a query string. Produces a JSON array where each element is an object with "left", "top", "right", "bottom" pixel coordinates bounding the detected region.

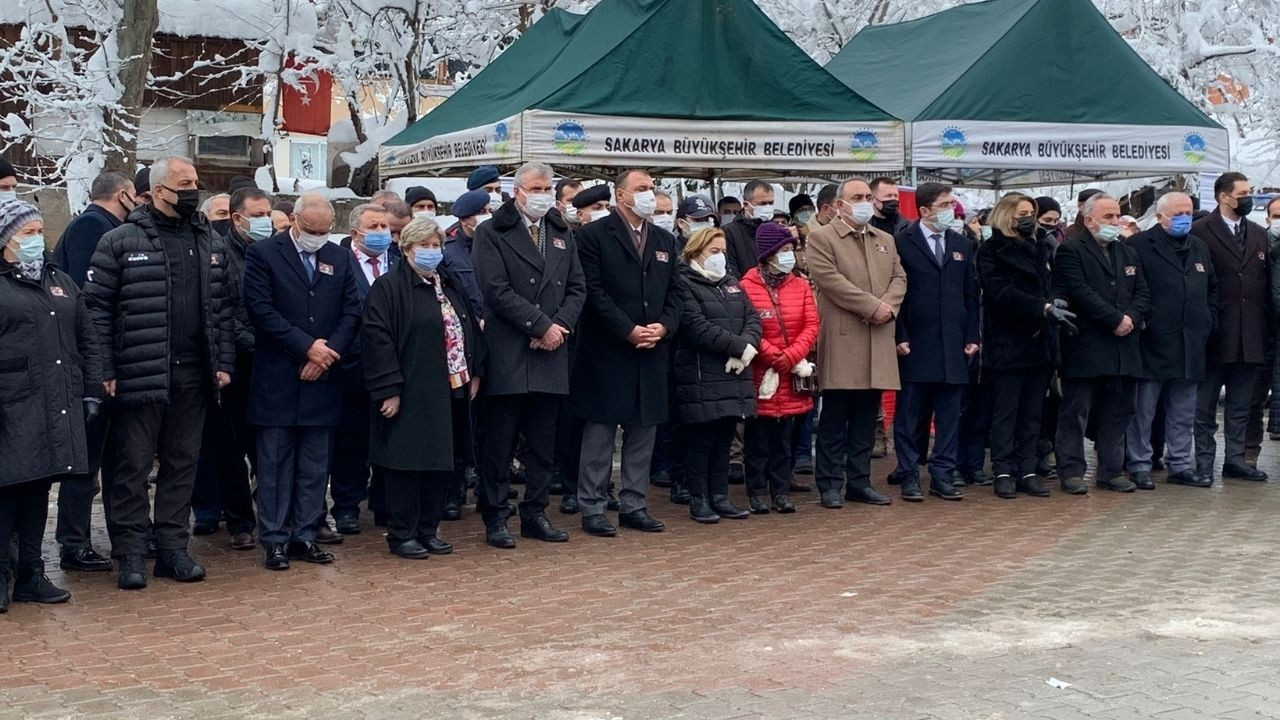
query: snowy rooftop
[{"left": 0, "top": 0, "right": 279, "bottom": 41}]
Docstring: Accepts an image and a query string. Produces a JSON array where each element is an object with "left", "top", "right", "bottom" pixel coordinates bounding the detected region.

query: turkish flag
[{"left": 280, "top": 55, "right": 332, "bottom": 136}]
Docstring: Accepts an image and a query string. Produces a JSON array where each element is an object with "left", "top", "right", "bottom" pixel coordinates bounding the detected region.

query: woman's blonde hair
[
  {"left": 987, "top": 192, "right": 1037, "bottom": 238},
  {"left": 681, "top": 226, "right": 724, "bottom": 262},
  {"left": 399, "top": 216, "right": 442, "bottom": 252}
]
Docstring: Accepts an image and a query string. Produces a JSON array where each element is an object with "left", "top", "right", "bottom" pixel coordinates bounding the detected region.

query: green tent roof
[
  {"left": 385, "top": 0, "right": 893, "bottom": 149},
  {"left": 825, "top": 0, "right": 1221, "bottom": 129}
]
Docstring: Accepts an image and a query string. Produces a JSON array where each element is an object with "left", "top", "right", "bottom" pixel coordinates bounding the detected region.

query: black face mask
[
  {"left": 1016, "top": 216, "right": 1037, "bottom": 236},
  {"left": 210, "top": 219, "right": 233, "bottom": 237},
  {"left": 1235, "top": 195, "right": 1254, "bottom": 216},
  {"left": 162, "top": 187, "right": 201, "bottom": 219},
  {"left": 880, "top": 200, "right": 900, "bottom": 218},
  {"left": 1039, "top": 222, "right": 1058, "bottom": 232}
]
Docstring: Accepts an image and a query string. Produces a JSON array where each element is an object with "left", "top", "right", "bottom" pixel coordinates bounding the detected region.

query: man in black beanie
[{"left": 0, "top": 156, "right": 17, "bottom": 198}]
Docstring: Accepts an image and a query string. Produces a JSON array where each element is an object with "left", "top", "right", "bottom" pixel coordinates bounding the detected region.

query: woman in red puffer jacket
[{"left": 739, "top": 221, "right": 820, "bottom": 514}]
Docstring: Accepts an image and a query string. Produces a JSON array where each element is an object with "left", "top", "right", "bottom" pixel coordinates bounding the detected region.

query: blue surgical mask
[
  {"left": 980, "top": 225, "right": 993, "bottom": 241},
  {"left": 772, "top": 250, "right": 796, "bottom": 274},
  {"left": 413, "top": 247, "right": 443, "bottom": 272},
  {"left": 247, "top": 216, "right": 274, "bottom": 241},
  {"left": 16, "top": 234, "right": 45, "bottom": 263},
  {"left": 1168, "top": 214, "right": 1193, "bottom": 237},
  {"left": 0, "top": 190, "right": 16, "bottom": 202},
  {"left": 1095, "top": 223, "right": 1121, "bottom": 244},
  {"left": 362, "top": 230, "right": 393, "bottom": 254}
]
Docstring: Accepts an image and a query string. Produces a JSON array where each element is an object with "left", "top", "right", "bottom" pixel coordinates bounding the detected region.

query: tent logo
[
  {"left": 940, "top": 127, "right": 967, "bottom": 160},
  {"left": 494, "top": 122, "right": 511, "bottom": 155},
  {"left": 849, "top": 130, "right": 880, "bottom": 162},
  {"left": 1183, "top": 133, "right": 1207, "bottom": 165},
  {"left": 383, "top": 151, "right": 397, "bottom": 166},
  {"left": 553, "top": 120, "right": 588, "bottom": 156}
]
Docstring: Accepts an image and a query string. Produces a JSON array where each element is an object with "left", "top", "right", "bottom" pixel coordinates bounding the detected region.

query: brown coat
[{"left": 806, "top": 217, "right": 907, "bottom": 391}]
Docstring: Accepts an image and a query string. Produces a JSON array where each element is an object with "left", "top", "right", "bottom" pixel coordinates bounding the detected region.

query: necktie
[
  {"left": 1235, "top": 222, "right": 1247, "bottom": 253},
  {"left": 301, "top": 251, "right": 315, "bottom": 282},
  {"left": 530, "top": 224, "right": 540, "bottom": 250},
  {"left": 930, "top": 233, "right": 944, "bottom": 265},
  {"left": 370, "top": 256, "right": 380, "bottom": 278}
]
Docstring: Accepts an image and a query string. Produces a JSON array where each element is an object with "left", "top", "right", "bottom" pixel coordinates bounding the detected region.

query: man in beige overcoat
[{"left": 806, "top": 178, "right": 907, "bottom": 509}]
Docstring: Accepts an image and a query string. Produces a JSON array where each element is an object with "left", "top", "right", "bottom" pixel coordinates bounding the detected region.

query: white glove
[
  {"left": 725, "top": 357, "right": 747, "bottom": 375},
  {"left": 792, "top": 359, "right": 815, "bottom": 378},
  {"left": 739, "top": 344, "right": 758, "bottom": 365},
  {"left": 758, "top": 368, "right": 779, "bottom": 399}
]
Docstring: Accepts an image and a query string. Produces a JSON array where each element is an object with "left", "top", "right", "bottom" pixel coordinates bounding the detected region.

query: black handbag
[{"left": 765, "top": 284, "right": 818, "bottom": 397}]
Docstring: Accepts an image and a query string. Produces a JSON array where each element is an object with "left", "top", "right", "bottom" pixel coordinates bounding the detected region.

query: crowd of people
[{"left": 0, "top": 151, "right": 1273, "bottom": 612}]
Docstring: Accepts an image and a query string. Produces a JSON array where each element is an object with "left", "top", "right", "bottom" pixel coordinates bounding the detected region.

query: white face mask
[
  {"left": 652, "top": 214, "right": 675, "bottom": 232},
  {"left": 720, "top": 213, "right": 738, "bottom": 226},
  {"left": 488, "top": 191, "right": 503, "bottom": 211},
  {"left": 295, "top": 230, "right": 329, "bottom": 253},
  {"left": 0, "top": 190, "right": 16, "bottom": 202},
  {"left": 686, "top": 219, "right": 714, "bottom": 234},
  {"left": 589, "top": 209, "right": 611, "bottom": 223},
  {"left": 772, "top": 250, "right": 796, "bottom": 274},
  {"left": 473, "top": 213, "right": 492, "bottom": 227},
  {"left": 629, "top": 190, "right": 657, "bottom": 219},
  {"left": 521, "top": 192, "right": 555, "bottom": 219},
  {"left": 847, "top": 201, "right": 875, "bottom": 226},
  {"left": 701, "top": 252, "right": 727, "bottom": 280},
  {"left": 751, "top": 203, "right": 775, "bottom": 221},
  {"left": 414, "top": 210, "right": 436, "bottom": 220}
]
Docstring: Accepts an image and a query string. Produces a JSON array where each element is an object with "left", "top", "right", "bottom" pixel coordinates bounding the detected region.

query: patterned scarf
[
  {"left": 761, "top": 265, "right": 789, "bottom": 289},
  {"left": 16, "top": 258, "right": 43, "bottom": 282},
  {"left": 427, "top": 276, "right": 470, "bottom": 389}
]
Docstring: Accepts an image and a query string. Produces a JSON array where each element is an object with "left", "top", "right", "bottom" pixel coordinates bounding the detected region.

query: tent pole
[{"left": 910, "top": 166, "right": 918, "bottom": 186}]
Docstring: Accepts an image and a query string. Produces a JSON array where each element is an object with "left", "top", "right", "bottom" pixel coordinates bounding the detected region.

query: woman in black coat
[
  {"left": 976, "top": 193, "right": 1072, "bottom": 500},
  {"left": 362, "top": 218, "right": 484, "bottom": 559},
  {"left": 0, "top": 199, "right": 103, "bottom": 611},
  {"left": 674, "top": 228, "right": 761, "bottom": 523}
]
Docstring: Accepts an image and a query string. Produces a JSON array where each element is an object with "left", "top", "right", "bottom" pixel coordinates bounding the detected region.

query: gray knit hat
[{"left": 0, "top": 197, "right": 41, "bottom": 246}]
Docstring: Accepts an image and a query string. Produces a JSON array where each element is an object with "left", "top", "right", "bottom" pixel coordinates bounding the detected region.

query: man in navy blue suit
[
  {"left": 891, "top": 182, "right": 981, "bottom": 502},
  {"left": 242, "top": 193, "right": 362, "bottom": 570}
]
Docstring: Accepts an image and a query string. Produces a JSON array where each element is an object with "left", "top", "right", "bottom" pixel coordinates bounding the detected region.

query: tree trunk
[
  {"left": 345, "top": 94, "right": 378, "bottom": 195},
  {"left": 104, "top": 0, "right": 159, "bottom": 174}
]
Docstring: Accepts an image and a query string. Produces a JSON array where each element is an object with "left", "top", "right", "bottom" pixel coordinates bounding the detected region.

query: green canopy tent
[
  {"left": 380, "top": 0, "right": 904, "bottom": 180},
  {"left": 825, "top": 0, "right": 1229, "bottom": 189}
]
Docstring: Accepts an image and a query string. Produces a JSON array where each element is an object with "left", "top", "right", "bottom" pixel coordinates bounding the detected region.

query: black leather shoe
[
  {"left": 710, "top": 495, "right": 749, "bottom": 519},
  {"left": 520, "top": 515, "right": 569, "bottom": 542},
  {"left": 1059, "top": 476, "right": 1089, "bottom": 495},
  {"left": 422, "top": 536, "right": 453, "bottom": 555},
  {"left": 929, "top": 478, "right": 963, "bottom": 500},
  {"left": 154, "top": 549, "right": 206, "bottom": 582},
  {"left": 334, "top": 511, "right": 361, "bottom": 535},
  {"left": 618, "top": 509, "right": 665, "bottom": 532},
  {"left": 117, "top": 554, "right": 148, "bottom": 589},
  {"left": 900, "top": 477, "right": 924, "bottom": 502},
  {"left": 886, "top": 471, "right": 902, "bottom": 486},
  {"left": 728, "top": 463, "right": 745, "bottom": 485},
  {"left": 264, "top": 544, "right": 290, "bottom": 571},
  {"left": 192, "top": 520, "right": 218, "bottom": 536},
  {"left": 772, "top": 495, "right": 796, "bottom": 513},
  {"left": 12, "top": 563, "right": 71, "bottom": 604},
  {"left": 845, "top": 485, "right": 892, "bottom": 506},
  {"left": 689, "top": 497, "right": 719, "bottom": 524},
  {"left": 287, "top": 541, "right": 334, "bottom": 564},
  {"left": 1223, "top": 462, "right": 1268, "bottom": 482},
  {"left": 649, "top": 470, "right": 673, "bottom": 488},
  {"left": 946, "top": 470, "right": 966, "bottom": 487},
  {"left": 485, "top": 523, "right": 517, "bottom": 549},
  {"left": 606, "top": 486, "right": 621, "bottom": 512},
  {"left": 581, "top": 514, "right": 617, "bottom": 537},
  {"left": 442, "top": 500, "right": 462, "bottom": 521},
  {"left": 60, "top": 546, "right": 113, "bottom": 572},
  {"left": 993, "top": 474, "right": 1016, "bottom": 499},
  {"left": 231, "top": 532, "right": 256, "bottom": 551},
  {"left": 669, "top": 481, "right": 691, "bottom": 505},
  {"left": 314, "top": 524, "right": 344, "bottom": 545},
  {"left": 1168, "top": 469, "right": 1213, "bottom": 487},
  {"left": 747, "top": 495, "right": 770, "bottom": 514},
  {"left": 390, "top": 539, "right": 430, "bottom": 559},
  {"left": 1097, "top": 475, "right": 1136, "bottom": 492},
  {"left": 1016, "top": 474, "right": 1049, "bottom": 497},
  {"left": 819, "top": 490, "right": 843, "bottom": 508},
  {"left": 1131, "top": 471, "right": 1155, "bottom": 491},
  {"left": 559, "top": 494, "right": 580, "bottom": 514},
  {"left": 966, "top": 471, "right": 994, "bottom": 487}
]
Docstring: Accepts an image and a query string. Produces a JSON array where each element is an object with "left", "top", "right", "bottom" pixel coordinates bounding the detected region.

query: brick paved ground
[{"left": 4, "top": 440, "right": 1280, "bottom": 719}]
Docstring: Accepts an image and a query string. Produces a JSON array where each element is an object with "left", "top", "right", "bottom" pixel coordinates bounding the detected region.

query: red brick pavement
[{"left": 0, "top": 457, "right": 1144, "bottom": 699}]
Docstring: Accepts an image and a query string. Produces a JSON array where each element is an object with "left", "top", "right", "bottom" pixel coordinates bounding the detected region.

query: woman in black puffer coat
[{"left": 674, "top": 227, "right": 761, "bottom": 523}]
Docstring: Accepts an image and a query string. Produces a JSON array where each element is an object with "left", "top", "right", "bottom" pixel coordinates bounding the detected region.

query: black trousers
[
  {"left": 0, "top": 481, "right": 52, "bottom": 570},
  {"left": 988, "top": 366, "right": 1051, "bottom": 478},
  {"left": 330, "top": 369, "right": 383, "bottom": 519},
  {"left": 815, "top": 389, "right": 882, "bottom": 493},
  {"left": 958, "top": 375, "right": 993, "bottom": 475},
  {"left": 683, "top": 417, "right": 739, "bottom": 499},
  {"left": 107, "top": 365, "right": 208, "bottom": 558},
  {"left": 382, "top": 468, "right": 450, "bottom": 547},
  {"left": 1056, "top": 376, "right": 1136, "bottom": 482},
  {"left": 55, "top": 404, "right": 114, "bottom": 552},
  {"left": 192, "top": 355, "right": 256, "bottom": 535},
  {"left": 1196, "top": 362, "right": 1258, "bottom": 472},
  {"left": 894, "top": 382, "right": 963, "bottom": 479},
  {"left": 745, "top": 415, "right": 796, "bottom": 500},
  {"left": 477, "top": 392, "right": 559, "bottom": 524}
]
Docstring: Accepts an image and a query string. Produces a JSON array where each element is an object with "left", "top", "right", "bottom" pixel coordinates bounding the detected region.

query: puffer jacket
[
  {"left": 739, "top": 267, "right": 819, "bottom": 418},
  {"left": 84, "top": 205, "right": 236, "bottom": 407},
  {"left": 673, "top": 262, "right": 761, "bottom": 425}
]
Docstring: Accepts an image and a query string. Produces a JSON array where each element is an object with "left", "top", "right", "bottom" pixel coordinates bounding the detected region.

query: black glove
[
  {"left": 83, "top": 398, "right": 102, "bottom": 424},
  {"left": 1046, "top": 301, "right": 1078, "bottom": 336}
]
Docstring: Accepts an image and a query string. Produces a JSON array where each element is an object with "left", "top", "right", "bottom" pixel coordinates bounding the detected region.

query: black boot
[
  {"left": 669, "top": 478, "right": 691, "bottom": 505},
  {"left": 689, "top": 496, "right": 719, "bottom": 523},
  {"left": 154, "top": 549, "right": 206, "bottom": 582},
  {"left": 13, "top": 563, "right": 71, "bottom": 604},
  {"left": 117, "top": 554, "right": 148, "bottom": 590},
  {"left": 710, "top": 494, "right": 749, "bottom": 519},
  {"left": 442, "top": 472, "right": 465, "bottom": 521}
]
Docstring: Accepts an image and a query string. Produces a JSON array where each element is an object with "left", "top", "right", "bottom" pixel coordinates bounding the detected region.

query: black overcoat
[
  {"left": 1053, "top": 233, "right": 1149, "bottom": 379},
  {"left": 1193, "top": 209, "right": 1269, "bottom": 365},
  {"left": 1126, "top": 226, "right": 1217, "bottom": 381},
  {"left": 893, "top": 222, "right": 980, "bottom": 385},
  {"left": 976, "top": 231, "right": 1057, "bottom": 370}
]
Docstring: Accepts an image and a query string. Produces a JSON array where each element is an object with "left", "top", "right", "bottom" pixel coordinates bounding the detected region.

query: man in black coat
[
  {"left": 1052, "top": 194, "right": 1150, "bottom": 494},
  {"left": 1193, "top": 172, "right": 1270, "bottom": 483},
  {"left": 472, "top": 161, "right": 586, "bottom": 548},
  {"left": 242, "top": 194, "right": 362, "bottom": 570},
  {"left": 891, "top": 183, "right": 980, "bottom": 502},
  {"left": 722, "top": 179, "right": 775, "bottom": 277},
  {"left": 84, "top": 156, "right": 236, "bottom": 590},
  {"left": 1123, "top": 191, "right": 1217, "bottom": 489},
  {"left": 869, "top": 177, "right": 909, "bottom": 238},
  {"left": 570, "top": 169, "right": 682, "bottom": 537},
  {"left": 50, "top": 170, "right": 135, "bottom": 573}
]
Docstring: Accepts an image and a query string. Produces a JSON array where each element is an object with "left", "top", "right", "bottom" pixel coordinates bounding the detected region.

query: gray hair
[
  {"left": 199, "top": 193, "right": 229, "bottom": 214},
  {"left": 1155, "top": 191, "right": 1191, "bottom": 216},
  {"left": 149, "top": 156, "right": 194, "bottom": 189},
  {"left": 1081, "top": 193, "right": 1115, "bottom": 222},
  {"left": 88, "top": 171, "right": 132, "bottom": 201},
  {"left": 371, "top": 189, "right": 401, "bottom": 205},
  {"left": 654, "top": 188, "right": 672, "bottom": 200},
  {"left": 348, "top": 202, "right": 387, "bottom": 231},
  {"left": 293, "top": 192, "right": 334, "bottom": 217},
  {"left": 514, "top": 162, "right": 553, "bottom": 189},
  {"left": 399, "top": 216, "right": 442, "bottom": 252}
]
